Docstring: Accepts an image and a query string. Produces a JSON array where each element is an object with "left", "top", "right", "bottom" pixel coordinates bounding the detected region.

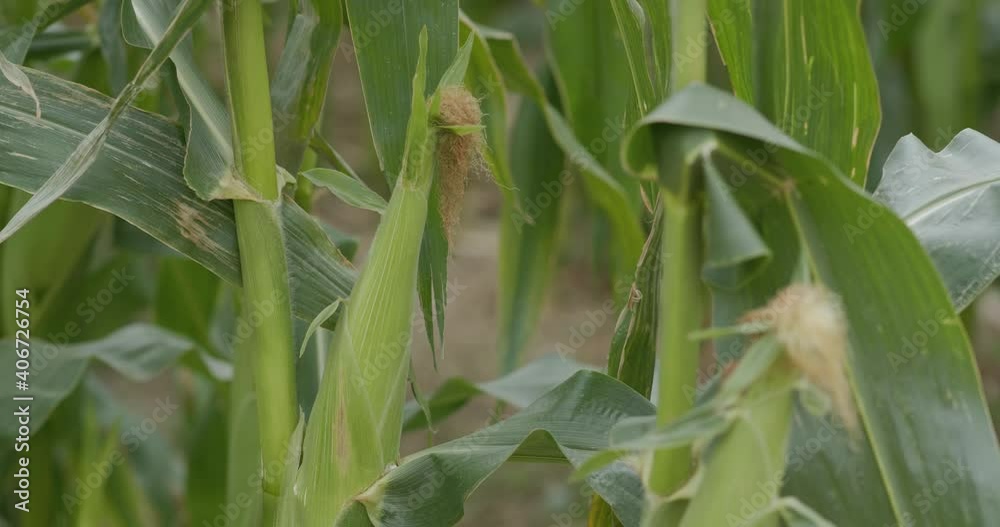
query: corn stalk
[
  {"left": 222, "top": 0, "right": 297, "bottom": 520},
  {"left": 646, "top": 0, "right": 709, "bottom": 505}
]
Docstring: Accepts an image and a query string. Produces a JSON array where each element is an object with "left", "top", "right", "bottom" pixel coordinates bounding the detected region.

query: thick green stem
[
  {"left": 669, "top": 0, "right": 708, "bottom": 92},
  {"left": 648, "top": 188, "right": 702, "bottom": 496},
  {"left": 222, "top": 0, "right": 297, "bottom": 514},
  {"left": 645, "top": 0, "right": 709, "bottom": 500}
]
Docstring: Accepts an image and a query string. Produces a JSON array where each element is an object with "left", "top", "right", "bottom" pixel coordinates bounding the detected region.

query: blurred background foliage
[{"left": 0, "top": 0, "right": 998, "bottom": 525}]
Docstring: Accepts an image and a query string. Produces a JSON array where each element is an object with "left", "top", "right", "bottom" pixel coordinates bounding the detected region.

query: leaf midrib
[{"left": 902, "top": 173, "right": 1000, "bottom": 225}]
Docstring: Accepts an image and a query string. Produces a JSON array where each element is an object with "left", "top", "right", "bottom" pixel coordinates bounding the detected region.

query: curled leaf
[{"left": 0, "top": 51, "right": 39, "bottom": 118}]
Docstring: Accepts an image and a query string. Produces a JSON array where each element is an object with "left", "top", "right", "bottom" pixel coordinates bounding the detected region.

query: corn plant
[{"left": 1, "top": 0, "right": 999, "bottom": 526}]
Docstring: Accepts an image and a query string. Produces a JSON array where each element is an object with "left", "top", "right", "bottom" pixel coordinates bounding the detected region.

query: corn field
[{"left": 0, "top": 0, "right": 999, "bottom": 526}]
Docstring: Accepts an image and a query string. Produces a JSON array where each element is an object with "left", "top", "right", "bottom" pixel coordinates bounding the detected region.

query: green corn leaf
[
  {"left": 701, "top": 161, "right": 771, "bottom": 290},
  {"left": 225, "top": 326, "right": 264, "bottom": 527},
  {"left": 123, "top": 0, "right": 256, "bottom": 200},
  {"left": 271, "top": 0, "right": 342, "bottom": 171},
  {"left": 30, "top": 253, "right": 151, "bottom": 346},
  {"left": 0, "top": 0, "right": 213, "bottom": 246},
  {"left": 296, "top": 304, "right": 339, "bottom": 416},
  {"left": 0, "top": 66, "right": 356, "bottom": 328},
  {"left": 0, "top": 196, "right": 106, "bottom": 334},
  {"left": 624, "top": 84, "right": 1000, "bottom": 527},
  {"left": 296, "top": 298, "right": 341, "bottom": 358},
  {"left": 186, "top": 386, "right": 230, "bottom": 527},
  {"left": 706, "top": 0, "right": 753, "bottom": 103},
  {"left": 875, "top": 129, "right": 1000, "bottom": 311},
  {"left": 495, "top": 68, "right": 566, "bottom": 372},
  {"left": 401, "top": 353, "right": 596, "bottom": 432},
  {"left": 0, "top": 324, "right": 197, "bottom": 441},
  {"left": 155, "top": 257, "right": 222, "bottom": 354},
  {"left": 607, "top": 0, "right": 665, "bottom": 112},
  {"left": 97, "top": 0, "right": 130, "bottom": 94},
  {"left": 544, "top": 0, "right": 639, "bottom": 205},
  {"left": 573, "top": 403, "right": 731, "bottom": 481},
  {"left": 472, "top": 21, "right": 644, "bottom": 277},
  {"left": 543, "top": 0, "right": 643, "bottom": 298},
  {"left": 87, "top": 376, "right": 184, "bottom": 525},
  {"left": 776, "top": 497, "right": 837, "bottom": 527},
  {"left": 76, "top": 416, "right": 125, "bottom": 525},
  {"left": 275, "top": 415, "right": 306, "bottom": 526},
  {"left": 714, "top": 334, "right": 785, "bottom": 401},
  {"left": 105, "top": 450, "right": 156, "bottom": 526},
  {"left": 469, "top": 19, "right": 645, "bottom": 370},
  {"left": 343, "top": 0, "right": 458, "bottom": 181},
  {"left": 302, "top": 168, "right": 387, "bottom": 214},
  {"left": 310, "top": 132, "right": 364, "bottom": 180},
  {"left": 612, "top": 405, "right": 731, "bottom": 453},
  {"left": 606, "top": 199, "right": 662, "bottom": 398},
  {"left": 361, "top": 371, "right": 653, "bottom": 527},
  {"left": 636, "top": 0, "right": 670, "bottom": 96},
  {"left": 708, "top": 0, "right": 881, "bottom": 186},
  {"left": 459, "top": 15, "right": 516, "bottom": 199},
  {"left": 0, "top": 0, "right": 37, "bottom": 26},
  {"left": 911, "top": 0, "right": 981, "bottom": 141},
  {"left": 0, "top": 0, "right": 91, "bottom": 62},
  {"left": 24, "top": 29, "right": 97, "bottom": 60},
  {"left": 0, "top": 49, "right": 38, "bottom": 116}
]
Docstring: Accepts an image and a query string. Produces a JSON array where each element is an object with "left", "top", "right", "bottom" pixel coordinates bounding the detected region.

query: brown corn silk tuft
[
  {"left": 436, "top": 86, "right": 484, "bottom": 242},
  {"left": 743, "top": 284, "right": 857, "bottom": 433}
]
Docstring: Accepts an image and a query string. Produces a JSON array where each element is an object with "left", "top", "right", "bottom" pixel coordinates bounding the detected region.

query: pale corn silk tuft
[
  {"left": 746, "top": 284, "right": 857, "bottom": 433},
  {"left": 436, "top": 86, "right": 485, "bottom": 242}
]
